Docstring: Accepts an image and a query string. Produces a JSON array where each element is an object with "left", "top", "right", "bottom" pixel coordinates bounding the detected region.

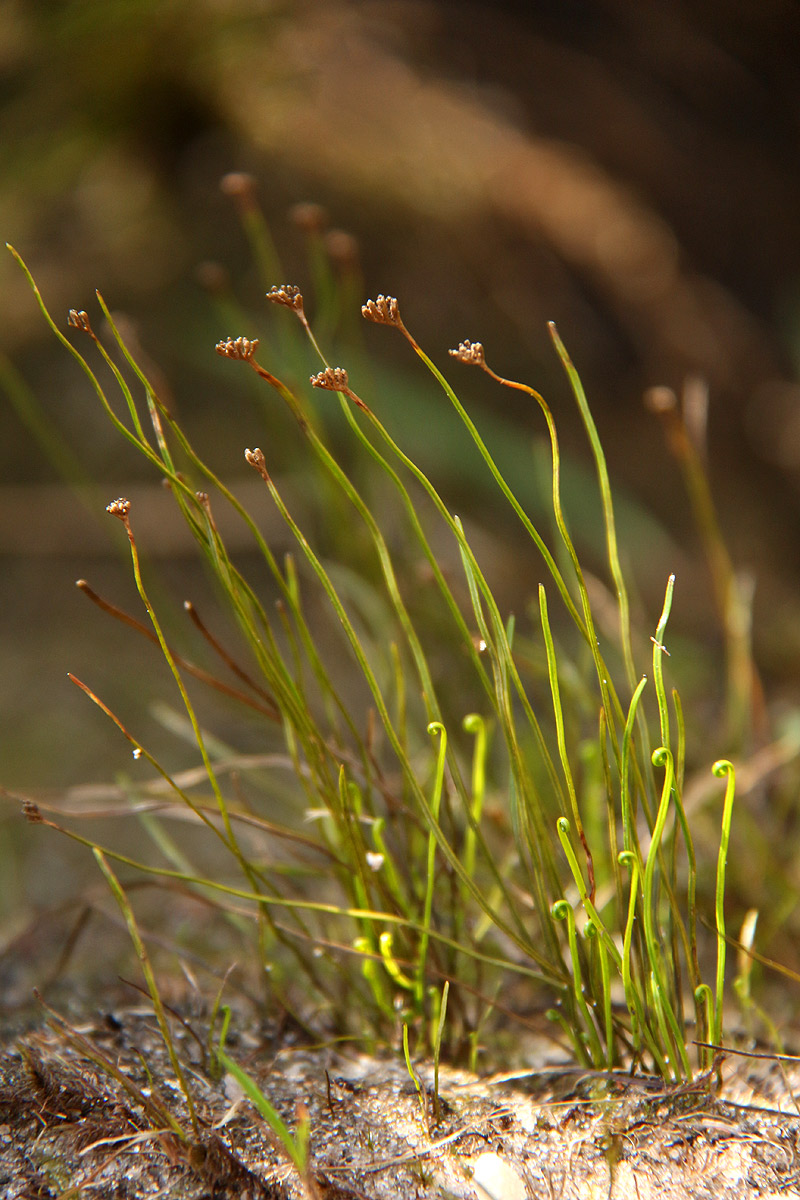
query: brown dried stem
[{"left": 76, "top": 581, "right": 279, "bottom": 720}]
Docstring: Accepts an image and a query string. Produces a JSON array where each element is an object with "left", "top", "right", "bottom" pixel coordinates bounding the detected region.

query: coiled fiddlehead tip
[{"left": 651, "top": 746, "right": 671, "bottom": 769}]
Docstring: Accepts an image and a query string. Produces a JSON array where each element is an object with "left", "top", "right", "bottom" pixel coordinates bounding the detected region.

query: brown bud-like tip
[
  {"left": 220, "top": 172, "right": 256, "bottom": 199},
  {"left": 449, "top": 340, "right": 485, "bottom": 367},
  {"left": 310, "top": 367, "right": 349, "bottom": 391},
  {"left": 106, "top": 497, "right": 131, "bottom": 519},
  {"left": 644, "top": 386, "right": 678, "bottom": 414},
  {"left": 325, "top": 229, "right": 359, "bottom": 269},
  {"left": 195, "top": 260, "right": 230, "bottom": 294},
  {"left": 68, "top": 309, "right": 93, "bottom": 334},
  {"left": 266, "top": 284, "right": 304, "bottom": 312},
  {"left": 290, "top": 201, "right": 328, "bottom": 234},
  {"left": 361, "top": 294, "right": 402, "bottom": 327},
  {"left": 215, "top": 335, "right": 259, "bottom": 361}
]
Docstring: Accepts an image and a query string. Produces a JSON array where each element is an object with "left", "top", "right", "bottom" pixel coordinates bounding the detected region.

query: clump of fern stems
[{"left": 9, "top": 227, "right": 738, "bottom": 1084}]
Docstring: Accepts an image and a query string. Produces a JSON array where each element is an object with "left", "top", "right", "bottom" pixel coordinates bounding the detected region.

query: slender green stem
[
  {"left": 642, "top": 747, "right": 691, "bottom": 1079},
  {"left": 432, "top": 980, "right": 449, "bottom": 1122},
  {"left": 111, "top": 506, "right": 253, "bottom": 877},
  {"left": 712, "top": 759, "right": 736, "bottom": 1046},
  {"left": 552, "top": 899, "right": 604, "bottom": 1066},
  {"left": 247, "top": 455, "right": 565, "bottom": 976},
  {"left": 670, "top": 689, "right": 700, "bottom": 994},
  {"left": 548, "top": 322, "right": 637, "bottom": 693},
  {"left": 541, "top": 585, "right": 593, "bottom": 891},
  {"left": 618, "top": 852, "right": 642, "bottom": 1059},
  {"left": 402, "top": 1023, "right": 426, "bottom": 1120},
  {"left": 472, "top": 350, "right": 624, "bottom": 761},
  {"left": 652, "top": 575, "right": 676, "bottom": 750},
  {"left": 406, "top": 335, "right": 588, "bottom": 640},
  {"left": 93, "top": 849, "right": 198, "bottom": 1135},
  {"left": 586, "top": 920, "right": 614, "bottom": 1068},
  {"left": 416, "top": 722, "right": 447, "bottom": 1007},
  {"left": 44, "top": 810, "right": 559, "bottom": 987},
  {"left": 462, "top": 714, "right": 488, "bottom": 881},
  {"left": 556, "top": 818, "right": 620, "bottom": 970},
  {"left": 694, "top": 984, "right": 714, "bottom": 1069},
  {"left": 218, "top": 1051, "right": 310, "bottom": 1174},
  {"left": 620, "top": 675, "right": 648, "bottom": 857}
]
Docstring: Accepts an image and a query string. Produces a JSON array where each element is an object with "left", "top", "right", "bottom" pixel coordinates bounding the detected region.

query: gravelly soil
[{"left": 2, "top": 1003, "right": 800, "bottom": 1199}]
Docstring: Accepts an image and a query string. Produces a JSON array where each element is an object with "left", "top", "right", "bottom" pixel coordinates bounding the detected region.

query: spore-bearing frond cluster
[{"left": 215, "top": 336, "right": 259, "bottom": 361}]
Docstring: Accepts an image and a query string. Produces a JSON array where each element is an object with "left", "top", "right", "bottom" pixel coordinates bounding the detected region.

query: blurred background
[{"left": 3, "top": 0, "right": 800, "bottom": 996}]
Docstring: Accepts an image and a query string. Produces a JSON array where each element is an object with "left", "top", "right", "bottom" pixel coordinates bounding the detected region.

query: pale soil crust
[{"left": 2, "top": 1002, "right": 800, "bottom": 1200}]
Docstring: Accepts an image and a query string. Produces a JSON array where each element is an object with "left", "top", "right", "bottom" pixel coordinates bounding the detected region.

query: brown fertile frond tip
[
  {"left": 244, "top": 447, "right": 268, "bottom": 478},
  {"left": 106, "top": 497, "right": 131, "bottom": 519},
  {"left": 216, "top": 336, "right": 259, "bottom": 361},
  {"left": 310, "top": 367, "right": 349, "bottom": 391},
  {"left": 449, "top": 340, "right": 486, "bottom": 367},
  {"left": 267, "top": 284, "right": 304, "bottom": 312},
  {"left": 22, "top": 799, "right": 44, "bottom": 824},
  {"left": 361, "top": 294, "right": 402, "bottom": 327},
  {"left": 67, "top": 309, "right": 93, "bottom": 334},
  {"left": 644, "top": 385, "right": 678, "bottom": 414},
  {"left": 290, "top": 201, "right": 328, "bottom": 234}
]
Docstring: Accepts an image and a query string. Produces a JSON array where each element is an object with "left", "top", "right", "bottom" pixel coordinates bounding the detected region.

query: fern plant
[{"left": 8, "top": 224, "right": 740, "bottom": 1083}]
